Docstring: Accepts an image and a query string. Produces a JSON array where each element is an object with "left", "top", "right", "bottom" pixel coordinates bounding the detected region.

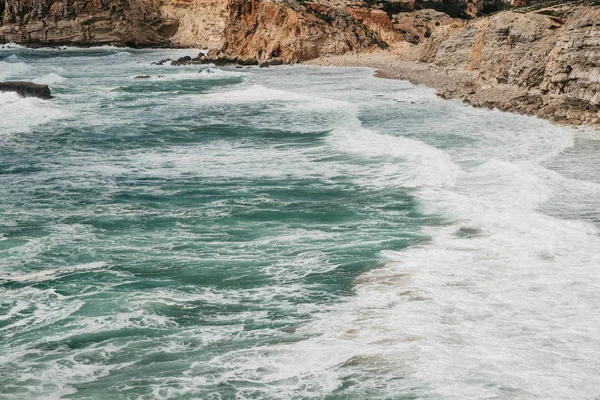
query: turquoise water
[{"left": 1, "top": 47, "right": 600, "bottom": 399}]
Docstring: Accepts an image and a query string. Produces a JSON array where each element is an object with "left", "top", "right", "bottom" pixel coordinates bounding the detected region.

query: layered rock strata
[
  {"left": 0, "top": 0, "right": 179, "bottom": 46},
  {"left": 0, "top": 0, "right": 407, "bottom": 56},
  {"left": 0, "top": 1, "right": 512, "bottom": 56},
  {"left": 403, "top": 2, "right": 600, "bottom": 126}
]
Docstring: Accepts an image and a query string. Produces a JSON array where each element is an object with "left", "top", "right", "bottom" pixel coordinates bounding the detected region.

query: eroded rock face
[
  {"left": 542, "top": 7, "right": 600, "bottom": 123},
  {"left": 0, "top": 0, "right": 407, "bottom": 57},
  {"left": 372, "top": 0, "right": 513, "bottom": 18},
  {"left": 160, "top": 0, "right": 228, "bottom": 49},
  {"left": 0, "top": 1, "right": 512, "bottom": 56},
  {"left": 0, "top": 0, "right": 179, "bottom": 46},
  {"left": 392, "top": 8, "right": 462, "bottom": 44},
  {"left": 406, "top": 2, "right": 600, "bottom": 125},
  {"left": 221, "top": 0, "right": 403, "bottom": 62}
]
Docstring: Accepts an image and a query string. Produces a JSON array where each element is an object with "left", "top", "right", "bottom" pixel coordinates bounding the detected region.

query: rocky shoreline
[
  {"left": 160, "top": 48, "right": 282, "bottom": 67},
  {"left": 311, "top": 3, "right": 600, "bottom": 129},
  {"left": 0, "top": 81, "right": 52, "bottom": 99},
  {"left": 307, "top": 53, "right": 580, "bottom": 128},
  {"left": 2, "top": 1, "right": 599, "bottom": 128}
]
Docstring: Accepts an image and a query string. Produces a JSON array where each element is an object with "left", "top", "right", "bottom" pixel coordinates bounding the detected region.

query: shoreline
[
  {"left": 307, "top": 53, "right": 597, "bottom": 130},
  {"left": 3, "top": 42, "right": 597, "bottom": 131}
]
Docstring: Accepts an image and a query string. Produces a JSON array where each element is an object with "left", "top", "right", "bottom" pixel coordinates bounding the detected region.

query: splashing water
[{"left": 1, "top": 46, "right": 599, "bottom": 400}]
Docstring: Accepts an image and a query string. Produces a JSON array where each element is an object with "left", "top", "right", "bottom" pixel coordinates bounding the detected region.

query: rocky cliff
[
  {"left": 0, "top": 0, "right": 410, "bottom": 57},
  {"left": 0, "top": 1, "right": 510, "bottom": 54},
  {"left": 0, "top": 0, "right": 179, "bottom": 46},
  {"left": 404, "top": 1, "right": 600, "bottom": 126}
]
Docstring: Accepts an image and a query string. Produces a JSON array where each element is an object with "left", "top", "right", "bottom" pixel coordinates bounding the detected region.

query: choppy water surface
[{"left": 1, "top": 46, "right": 599, "bottom": 399}]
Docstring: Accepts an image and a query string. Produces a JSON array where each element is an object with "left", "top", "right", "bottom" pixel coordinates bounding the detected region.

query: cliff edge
[{"left": 402, "top": 1, "right": 600, "bottom": 126}]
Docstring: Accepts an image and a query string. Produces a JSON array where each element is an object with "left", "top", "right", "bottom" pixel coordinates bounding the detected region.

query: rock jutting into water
[
  {"left": 164, "top": 49, "right": 262, "bottom": 67},
  {"left": 0, "top": 81, "right": 52, "bottom": 99}
]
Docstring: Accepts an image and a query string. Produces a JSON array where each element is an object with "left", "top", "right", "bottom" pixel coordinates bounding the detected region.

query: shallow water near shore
[{"left": 1, "top": 46, "right": 599, "bottom": 399}]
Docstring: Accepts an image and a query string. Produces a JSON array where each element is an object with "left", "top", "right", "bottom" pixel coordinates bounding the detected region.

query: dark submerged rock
[
  {"left": 171, "top": 55, "right": 192, "bottom": 66},
  {"left": 152, "top": 58, "right": 171, "bottom": 65},
  {"left": 0, "top": 81, "right": 52, "bottom": 99},
  {"left": 161, "top": 52, "right": 271, "bottom": 68}
]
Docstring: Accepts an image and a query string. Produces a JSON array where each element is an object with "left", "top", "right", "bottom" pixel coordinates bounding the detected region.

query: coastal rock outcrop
[
  {"left": 0, "top": 81, "right": 51, "bottom": 98},
  {"left": 220, "top": 0, "right": 394, "bottom": 62},
  {"left": 0, "top": 0, "right": 402, "bottom": 55},
  {"left": 405, "top": 1, "right": 600, "bottom": 126},
  {"left": 379, "top": 0, "right": 513, "bottom": 18}
]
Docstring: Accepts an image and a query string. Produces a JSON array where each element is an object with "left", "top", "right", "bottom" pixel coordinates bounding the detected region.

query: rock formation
[
  {"left": 0, "top": 81, "right": 51, "bottom": 98},
  {"left": 404, "top": 1, "right": 600, "bottom": 126},
  {"left": 0, "top": 1, "right": 512, "bottom": 56},
  {"left": 0, "top": 0, "right": 179, "bottom": 46}
]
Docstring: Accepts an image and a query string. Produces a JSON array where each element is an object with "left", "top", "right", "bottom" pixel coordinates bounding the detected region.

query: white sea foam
[
  {"left": 160, "top": 69, "right": 600, "bottom": 399},
  {"left": 2, "top": 51, "right": 599, "bottom": 399},
  {"left": 34, "top": 72, "right": 67, "bottom": 85},
  {"left": 146, "top": 68, "right": 245, "bottom": 81},
  {"left": 0, "top": 91, "right": 70, "bottom": 137},
  {"left": 328, "top": 118, "right": 462, "bottom": 189},
  {"left": 0, "top": 60, "right": 30, "bottom": 80},
  {"left": 0, "top": 261, "right": 108, "bottom": 283},
  {"left": 0, "top": 43, "right": 26, "bottom": 50},
  {"left": 263, "top": 112, "right": 600, "bottom": 398}
]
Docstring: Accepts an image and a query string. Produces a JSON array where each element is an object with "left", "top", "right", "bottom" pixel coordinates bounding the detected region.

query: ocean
[{"left": 1, "top": 46, "right": 599, "bottom": 399}]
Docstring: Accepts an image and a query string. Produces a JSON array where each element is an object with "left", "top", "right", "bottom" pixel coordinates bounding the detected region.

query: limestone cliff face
[
  {"left": 0, "top": 0, "right": 406, "bottom": 57},
  {"left": 0, "top": 1, "right": 507, "bottom": 55},
  {"left": 221, "top": 0, "right": 406, "bottom": 62},
  {"left": 160, "top": 0, "right": 227, "bottom": 49},
  {"left": 379, "top": 0, "right": 512, "bottom": 18},
  {"left": 0, "top": 0, "right": 179, "bottom": 46},
  {"left": 407, "top": 2, "right": 600, "bottom": 125},
  {"left": 542, "top": 7, "right": 600, "bottom": 124}
]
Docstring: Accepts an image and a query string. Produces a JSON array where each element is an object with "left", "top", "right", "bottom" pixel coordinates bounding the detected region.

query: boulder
[
  {"left": 240, "top": 57, "right": 259, "bottom": 66},
  {"left": 171, "top": 55, "right": 192, "bottom": 66},
  {"left": 0, "top": 82, "right": 52, "bottom": 99},
  {"left": 214, "top": 56, "right": 238, "bottom": 66},
  {"left": 152, "top": 58, "right": 171, "bottom": 65}
]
